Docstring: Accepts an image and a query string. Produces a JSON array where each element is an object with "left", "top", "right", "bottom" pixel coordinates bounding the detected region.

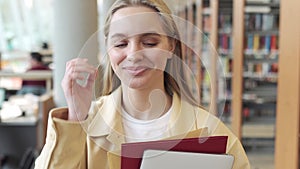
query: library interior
[{"left": 0, "top": 0, "right": 299, "bottom": 169}]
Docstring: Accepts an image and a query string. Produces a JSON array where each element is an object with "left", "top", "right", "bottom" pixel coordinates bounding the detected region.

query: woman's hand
[{"left": 61, "top": 58, "right": 97, "bottom": 121}]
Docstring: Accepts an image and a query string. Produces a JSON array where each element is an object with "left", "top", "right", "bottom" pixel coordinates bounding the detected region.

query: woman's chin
[{"left": 127, "top": 80, "right": 147, "bottom": 90}]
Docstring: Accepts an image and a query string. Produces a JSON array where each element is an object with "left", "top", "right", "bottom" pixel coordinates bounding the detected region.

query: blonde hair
[{"left": 100, "top": 0, "right": 200, "bottom": 106}]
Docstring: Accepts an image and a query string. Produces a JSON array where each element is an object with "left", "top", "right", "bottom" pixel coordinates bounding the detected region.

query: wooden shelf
[
  {"left": 242, "top": 123, "right": 275, "bottom": 138},
  {"left": 0, "top": 71, "right": 52, "bottom": 80},
  {"left": 0, "top": 115, "right": 38, "bottom": 126},
  {"left": 245, "top": 30, "right": 279, "bottom": 36}
]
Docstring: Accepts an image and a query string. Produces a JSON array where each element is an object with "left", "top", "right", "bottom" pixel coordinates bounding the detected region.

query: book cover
[
  {"left": 121, "top": 136, "right": 228, "bottom": 169},
  {"left": 270, "top": 35, "right": 277, "bottom": 51},
  {"left": 262, "top": 14, "right": 274, "bottom": 31},
  {"left": 223, "top": 34, "right": 229, "bottom": 50},
  {"left": 247, "top": 35, "right": 254, "bottom": 51},
  {"left": 255, "top": 14, "right": 262, "bottom": 31},
  {"left": 253, "top": 34, "right": 260, "bottom": 52},
  {"left": 265, "top": 35, "right": 271, "bottom": 53}
]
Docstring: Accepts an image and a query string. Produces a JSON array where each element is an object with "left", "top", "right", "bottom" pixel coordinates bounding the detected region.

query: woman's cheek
[
  {"left": 109, "top": 50, "right": 126, "bottom": 67},
  {"left": 147, "top": 50, "right": 169, "bottom": 71}
]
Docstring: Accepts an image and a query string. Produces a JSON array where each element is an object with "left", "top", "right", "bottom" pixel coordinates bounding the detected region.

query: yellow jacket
[{"left": 35, "top": 88, "right": 250, "bottom": 169}]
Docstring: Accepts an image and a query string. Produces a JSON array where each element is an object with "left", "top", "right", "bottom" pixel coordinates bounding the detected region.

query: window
[{"left": 0, "top": 0, "right": 53, "bottom": 51}]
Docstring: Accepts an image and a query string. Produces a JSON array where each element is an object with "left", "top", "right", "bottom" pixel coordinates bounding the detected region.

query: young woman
[{"left": 35, "top": 0, "right": 250, "bottom": 168}]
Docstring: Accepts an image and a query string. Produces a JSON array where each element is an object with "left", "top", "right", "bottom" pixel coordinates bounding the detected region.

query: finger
[
  {"left": 63, "top": 58, "right": 97, "bottom": 95},
  {"left": 85, "top": 70, "right": 98, "bottom": 89},
  {"left": 67, "top": 58, "right": 96, "bottom": 70},
  {"left": 65, "top": 63, "right": 96, "bottom": 79},
  {"left": 66, "top": 61, "right": 97, "bottom": 75}
]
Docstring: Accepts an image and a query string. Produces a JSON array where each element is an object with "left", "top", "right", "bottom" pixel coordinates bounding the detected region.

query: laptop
[{"left": 140, "top": 149, "right": 234, "bottom": 169}]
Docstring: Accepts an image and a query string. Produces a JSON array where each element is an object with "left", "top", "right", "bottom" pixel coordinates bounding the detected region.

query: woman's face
[{"left": 107, "top": 6, "right": 174, "bottom": 90}]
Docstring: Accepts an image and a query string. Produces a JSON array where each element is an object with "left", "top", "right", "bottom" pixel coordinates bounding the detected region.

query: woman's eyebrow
[
  {"left": 110, "top": 33, "right": 126, "bottom": 40},
  {"left": 141, "top": 32, "right": 162, "bottom": 37},
  {"left": 109, "top": 32, "right": 163, "bottom": 41}
]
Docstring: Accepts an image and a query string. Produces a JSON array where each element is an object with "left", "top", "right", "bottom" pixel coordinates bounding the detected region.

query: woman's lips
[{"left": 123, "top": 66, "right": 149, "bottom": 76}]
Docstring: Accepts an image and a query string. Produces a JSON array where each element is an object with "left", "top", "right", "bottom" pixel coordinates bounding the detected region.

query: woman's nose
[{"left": 127, "top": 43, "right": 143, "bottom": 62}]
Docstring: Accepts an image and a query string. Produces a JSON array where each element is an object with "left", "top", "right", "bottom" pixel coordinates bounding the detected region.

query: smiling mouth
[{"left": 124, "top": 66, "right": 149, "bottom": 76}]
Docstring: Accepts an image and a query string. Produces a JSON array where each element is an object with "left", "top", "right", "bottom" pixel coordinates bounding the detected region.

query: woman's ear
[
  {"left": 167, "top": 39, "right": 176, "bottom": 59},
  {"left": 169, "top": 39, "right": 176, "bottom": 52}
]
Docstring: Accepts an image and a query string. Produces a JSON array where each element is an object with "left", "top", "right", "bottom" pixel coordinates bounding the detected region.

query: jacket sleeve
[
  {"left": 226, "top": 135, "right": 251, "bottom": 169},
  {"left": 195, "top": 107, "right": 250, "bottom": 169},
  {"left": 211, "top": 119, "right": 251, "bottom": 169},
  {"left": 34, "top": 108, "right": 88, "bottom": 169}
]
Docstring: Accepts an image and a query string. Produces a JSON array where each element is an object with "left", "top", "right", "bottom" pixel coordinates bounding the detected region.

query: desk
[
  {"left": 0, "top": 116, "right": 40, "bottom": 168},
  {"left": 0, "top": 93, "right": 54, "bottom": 168},
  {"left": 0, "top": 71, "right": 53, "bottom": 91}
]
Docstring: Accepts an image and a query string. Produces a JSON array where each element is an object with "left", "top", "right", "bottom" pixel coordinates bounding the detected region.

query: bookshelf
[
  {"left": 217, "top": 0, "right": 233, "bottom": 124},
  {"left": 176, "top": 0, "right": 220, "bottom": 115},
  {"left": 196, "top": 0, "right": 211, "bottom": 108},
  {"left": 228, "top": 0, "right": 280, "bottom": 149},
  {"left": 230, "top": 0, "right": 300, "bottom": 168},
  {"left": 241, "top": 1, "right": 279, "bottom": 147},
  {"left": 175, "top": 0, "right": 214, "bottom": 110},
  {"left": 176, "top": 0, "right": 234, "bottom": 123},
  {"left": 176, "top": 0, "right": 280, "bottom": 138},
  {"left": 174, "top": 0, "right": 300, "bottom": 168}
]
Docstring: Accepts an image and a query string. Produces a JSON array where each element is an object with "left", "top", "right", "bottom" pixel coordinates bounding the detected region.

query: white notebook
[{"left": 140, "top": 149, "right": 234, "bottom": 169}]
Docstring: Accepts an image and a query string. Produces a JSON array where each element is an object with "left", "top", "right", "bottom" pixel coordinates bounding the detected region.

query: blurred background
[{"left": 0, "top": 0, "right": 299, "bottom": 169}]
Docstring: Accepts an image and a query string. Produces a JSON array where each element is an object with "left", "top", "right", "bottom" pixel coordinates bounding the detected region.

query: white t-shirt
[{"left": 122, "top": 105, "right": 172, "bottom": 143}]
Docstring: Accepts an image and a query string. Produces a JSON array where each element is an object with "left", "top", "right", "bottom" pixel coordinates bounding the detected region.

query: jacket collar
[
  {"left": 168, "top": 92, "right": 198, "bottom": 136},
  {"left": 86, "top": 87, "right": 199, "bottom": 149},
  {"left": 87, "top": 87, "right": 124, "bottom": 138}
]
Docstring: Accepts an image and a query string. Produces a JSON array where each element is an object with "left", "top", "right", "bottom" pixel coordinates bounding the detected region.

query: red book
[
  {"left": 121, "top": 136, "right": 228, "bottom": 169},
  {"left": 222, "top": 34, "right": 228, "bottom": 50},
  {"left": 271, "top": 35, "right": 277, "bottom": 51}
]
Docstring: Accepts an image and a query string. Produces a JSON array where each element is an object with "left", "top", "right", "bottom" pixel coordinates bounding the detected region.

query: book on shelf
[
  {"left": 245, "top": 62, "right": 274, "bottom": 75},
  {"left": 253, "top": 34, "right": 260, "bottom": 52},
  {"left": 220, "top": 34, "right": 228, "bottom": 51},
  {"left": 245, "top": 34, "right": 278, "bottom": 55},
  {"left": 246, "top": 35, "right": 253, "bottom": 54},
  {"left": 262, "top": 14, "right": 275, "bottom": 31},
  {"left": 264, "top": 35, "right": 271, "bottom": 53},
  {"left": 220, "top": 57, "right": 231, "bottom": 74},
  {"left": 201, "top": 71, "right": 211, "bottom": 104},
  {"left": 218, "top": 33, "right": 233, "bottom": 54},
  {"left": 270, "top": 35, "right": 277, "bottom": 52},
  {"left": 246, "top": 14, "right": 277, "bottom": 31},
  {"left": 218, "top": 14, "right": 232, "bottom": 33},
  {"left": 255, "top": 14, "right": 262, "bottom": 31}
]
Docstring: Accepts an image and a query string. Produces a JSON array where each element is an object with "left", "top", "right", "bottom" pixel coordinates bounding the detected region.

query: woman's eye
[
  {"left": 114, "top": 43, "right": 127, "bottom": 48},
  {"left": 143, "top": 42, "right": 158, "bottom": 47}
]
